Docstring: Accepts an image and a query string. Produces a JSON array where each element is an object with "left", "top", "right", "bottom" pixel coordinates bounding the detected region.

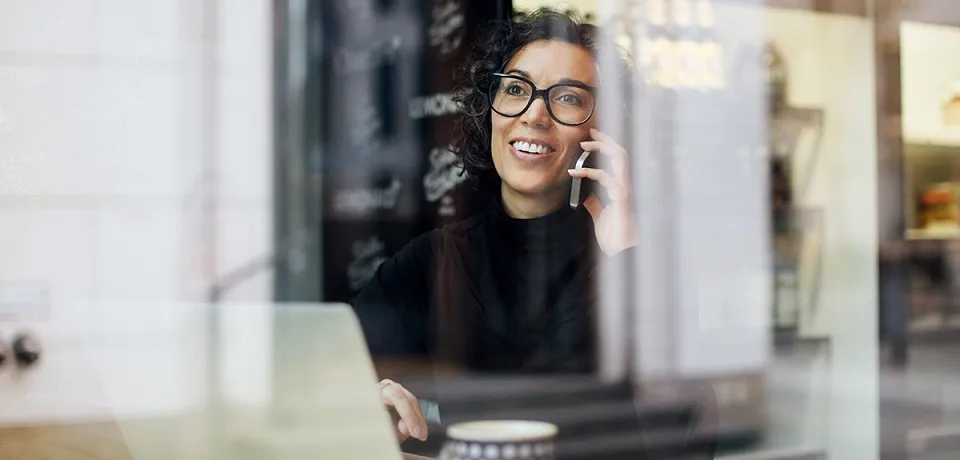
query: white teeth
[{"left": 514, "top": 141, "right": 548, "bottom": 154}]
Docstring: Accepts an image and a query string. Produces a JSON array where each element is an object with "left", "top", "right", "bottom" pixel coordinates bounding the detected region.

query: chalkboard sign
[{"left": 310, "top": 0, "right": 510, "bottom": 302}]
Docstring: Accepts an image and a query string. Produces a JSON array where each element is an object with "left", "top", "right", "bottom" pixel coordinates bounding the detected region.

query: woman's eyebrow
[
  {"left": 504, "top": 68, "right": 532, "bottom": 79},
  {"left": 505, "top": 68, "right": 593, "bottom": 87},
  {"left": 557, "top": 77, "right": 592, "bottom": 87}
]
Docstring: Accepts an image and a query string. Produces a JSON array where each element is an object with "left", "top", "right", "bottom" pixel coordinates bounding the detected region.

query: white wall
[
  {"left": 901, "top": 21, "right": 960, "bottom": 147},
  {"left": 759, "top": 8, "right": 879, "bottom": 459},
  {"left": 0, "top": 0, "right": 273, "bottom": 424},
  {"left": 760, "top": 10, "right": 878, "bottom": 343}
]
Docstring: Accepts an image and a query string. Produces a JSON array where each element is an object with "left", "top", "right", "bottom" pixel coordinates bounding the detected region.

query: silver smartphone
[
  {"left": 569, "top": 150, "right": 592, "bottom": 209},
  {"left": 569, "top": 149, "right": 615, "bottom": 209}
]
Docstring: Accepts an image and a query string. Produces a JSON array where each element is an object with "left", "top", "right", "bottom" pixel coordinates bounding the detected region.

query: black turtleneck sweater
[{"left": 352, "top": 192, "right": 618, "bottom": 374}]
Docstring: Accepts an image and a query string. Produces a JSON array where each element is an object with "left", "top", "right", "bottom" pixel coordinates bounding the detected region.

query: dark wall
[{"left": 301, "top": 0, "right": 510, "bottom": 303}]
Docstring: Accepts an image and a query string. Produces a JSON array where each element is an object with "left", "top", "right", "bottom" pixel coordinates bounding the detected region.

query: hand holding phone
[
  {"left": 567, "top": 128, "right": 638, "bottom": 255},
  {"left": 569, "top": 147, "right": 613, "bottom": 210}
]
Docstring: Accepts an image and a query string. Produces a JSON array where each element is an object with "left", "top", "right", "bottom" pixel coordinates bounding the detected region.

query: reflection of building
[
  {"left": 764, "top": 43, "right": 825, "bottom": 334},
  {"left": 602, "top": 0, "right": 725, "bottom": 91},
  {"left": 899, "top": 22, "right": 960, "bottom": 338}
]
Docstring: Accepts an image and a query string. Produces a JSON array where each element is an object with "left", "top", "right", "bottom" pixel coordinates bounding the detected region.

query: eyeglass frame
[{"left": 487, "top": 72, "right": 598, "bottom": 126}]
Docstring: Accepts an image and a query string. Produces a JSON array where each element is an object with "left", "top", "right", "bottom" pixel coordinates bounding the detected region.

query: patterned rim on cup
[{"left": 442, "top": 439, "right": 555, "bottom": 460}]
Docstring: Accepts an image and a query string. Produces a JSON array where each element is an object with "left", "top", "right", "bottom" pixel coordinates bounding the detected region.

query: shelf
[
  {"left": 903, "top": 133, "right": 960, "bottom": 148},
  {"left": 906, "top": 227, "right": 960, "bottom": 240},
  {"left": 908, "top": 325, "right": 960, "bottom": 344}
]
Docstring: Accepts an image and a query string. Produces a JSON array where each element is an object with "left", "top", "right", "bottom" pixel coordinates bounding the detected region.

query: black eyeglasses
[{"left": 487, "top": 72, "right": 597, "bottom": 126}]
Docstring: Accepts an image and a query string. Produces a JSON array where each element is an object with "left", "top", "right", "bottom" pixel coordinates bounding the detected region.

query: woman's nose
[{"left": 521, "top": 96, "right": 552, "bottom": 129}]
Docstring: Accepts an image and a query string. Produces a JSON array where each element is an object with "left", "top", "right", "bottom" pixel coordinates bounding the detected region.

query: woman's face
[{"left": 490, "top": 39, "right": 598, "bottom": 205}]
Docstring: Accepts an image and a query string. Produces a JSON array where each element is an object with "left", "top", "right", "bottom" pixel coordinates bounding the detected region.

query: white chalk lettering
[
  {"left": 347, "top": 237, "right": 387, "bottom": 290},
  {"left": 334, "top": 178, "right": 402, "bottom": 215},
  {"left": 423, "top": 144, "right": 468, "bottom": 202},
  {"left": 429, "top": 0, "right": 465, "bottom": 56},
  {"left": 409, "top": 92, "right": 460, "bottom": 119}
]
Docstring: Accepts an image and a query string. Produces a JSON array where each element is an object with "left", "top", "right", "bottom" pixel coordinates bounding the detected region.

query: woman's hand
[
  {"left": 568, "top": 128, "right": 639, "bottom": 256},
  {"left": 380, "top": 379, "right": 428, "bottom": 444}
]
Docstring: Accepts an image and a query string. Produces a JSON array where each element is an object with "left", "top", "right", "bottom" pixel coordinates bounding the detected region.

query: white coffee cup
[{"left": 441, "top": 420, "right": 558, "bottom": 460}]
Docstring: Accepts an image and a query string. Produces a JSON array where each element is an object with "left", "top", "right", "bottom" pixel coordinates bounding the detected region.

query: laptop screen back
[{"left": 64, "top": 301, "right": 402, "bottom": 460}]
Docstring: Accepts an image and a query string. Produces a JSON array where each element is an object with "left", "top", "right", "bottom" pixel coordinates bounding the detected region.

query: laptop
[
  {"left": 69, "top": 301, "right": 409, "bottom": 460},
  {"left": 236, "top": 303, "right": 406, "bottom": 459}
]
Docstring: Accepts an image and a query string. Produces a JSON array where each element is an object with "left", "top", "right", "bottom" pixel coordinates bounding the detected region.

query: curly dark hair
[{"left": 450, "top": 7, "right": 635, "bottom": 193}]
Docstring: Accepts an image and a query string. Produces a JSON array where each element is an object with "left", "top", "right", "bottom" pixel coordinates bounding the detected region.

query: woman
[{"left": 352, "top": 8, "right": 638, "bottom": 444}]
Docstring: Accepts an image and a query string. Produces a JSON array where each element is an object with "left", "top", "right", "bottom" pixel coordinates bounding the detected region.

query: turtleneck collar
[{"left": 485, "top": 188, "right": 594, "bottom": 252}]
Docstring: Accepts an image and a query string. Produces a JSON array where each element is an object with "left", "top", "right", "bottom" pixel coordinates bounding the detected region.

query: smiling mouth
[{"left": 510, "top": 140, "right": 554, "bottom": 155}]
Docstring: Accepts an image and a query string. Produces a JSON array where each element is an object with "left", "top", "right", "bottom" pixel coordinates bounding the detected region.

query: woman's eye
[
  {"left": 505, "top": 84, "right": 526, "bottom": 96},
  {"left": 556, "top": 93, "right": 582, "bottom": 106}
]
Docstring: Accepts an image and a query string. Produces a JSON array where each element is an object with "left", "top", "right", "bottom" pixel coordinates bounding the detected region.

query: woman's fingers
[
  {"left": 396, "top": 419, "right": 412, "bottom": 444},
  {"left": 380, "top": 379, "right": 428, "bottom": 442},
  {"left": 568, "top": 167, "right": 625, "bottom": 202},
  {"left": 581, "top": 128, "right": 630, "bottom": 187},
  {"left": 383, "top": 382, "right": 426, "bottom": 441},
  {"left": 399, "top": 385, "right": 428, "bottom": 439},
  {"left": 582, "top": 194, "right": 604, "bottom": 222}
]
